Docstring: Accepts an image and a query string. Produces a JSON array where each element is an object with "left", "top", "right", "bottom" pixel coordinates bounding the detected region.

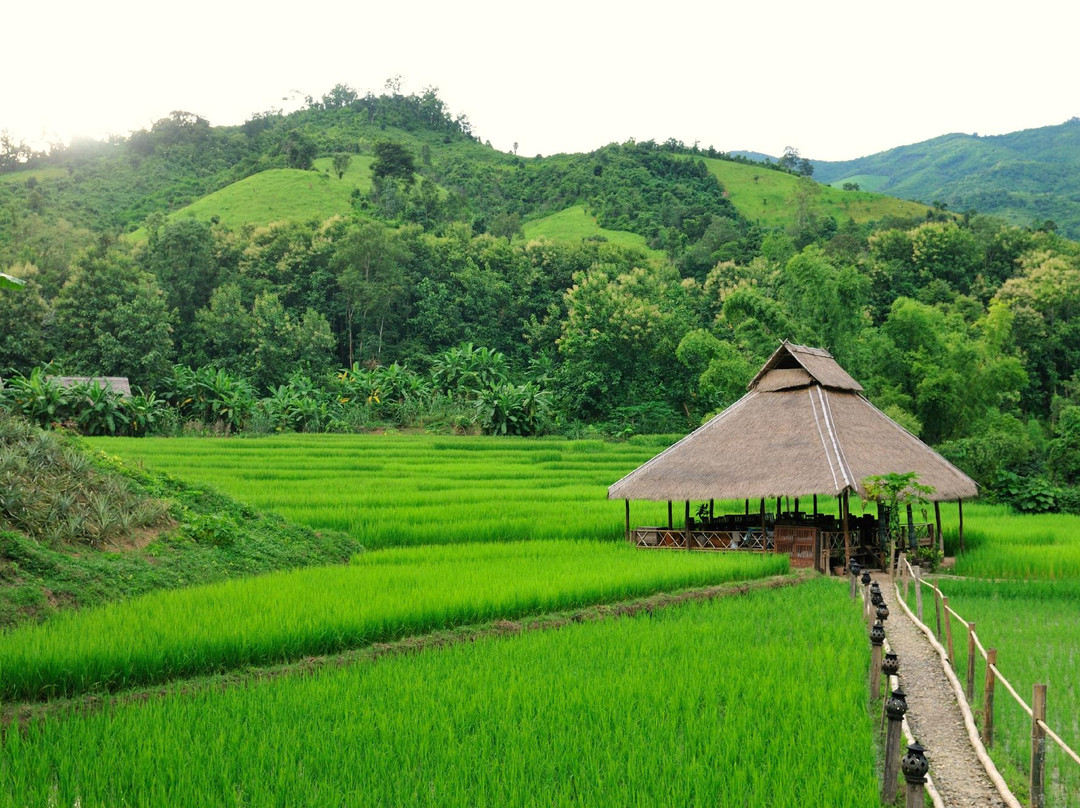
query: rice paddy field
[
  {"left": 0, "top": 540, "right": 786, "bottom": 701},
  {"left": 903, "top": 576, "right": 1080, "bottom": 806},
  {"left": 1, "top": 579, "right": 878, "bottom": 808},
  {"left": 31, "top": 432, "right": 1076, "bottom": 804},
  {"left": 86, "top": 434, "right": 691, "bottom": 548},
  {"left": 941, "top": 504, "right": 1080, "bottom": 580}
]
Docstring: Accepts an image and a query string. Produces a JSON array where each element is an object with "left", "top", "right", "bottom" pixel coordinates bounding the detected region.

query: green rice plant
[
  {"left": 0, "top": 540, "right": 788, "bottom": 701},
  {"left": 937, "top": 504, "right": 1080, "bottom": 580},
  {"left": 903, "top": 578, "right": 1080, "bottom": 806},
  {"left": 0, "top": 578, "right": 875, "bottom": 807},
  {"left": 86, "top": 433, "right": 684, "bottom": 548}
]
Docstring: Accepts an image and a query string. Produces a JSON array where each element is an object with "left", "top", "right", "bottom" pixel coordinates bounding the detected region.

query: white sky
[{"left": 4, "top": 0, "right": 1078, "bottom": 162}]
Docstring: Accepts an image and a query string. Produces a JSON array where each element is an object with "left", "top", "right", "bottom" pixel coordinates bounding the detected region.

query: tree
[
  {"left": 0, "top": 268, "right": 50, "bottom": 374},
  {"left": 862, "top": 472, "right": 936, "bottom": 564},
  {"left": 332, "top": 153, "right": 352, "bottom": 179},
  {"left": 557, "top": 263, "right": 694, "bottom": 418},
  {"left": 281, "top": 130, "right": 317, "bottom": 169},
  {"left": 371, "top": 141, "right": 416, "bottom": 185},
  {"left": 52, "top": 247, "right": 175, "bottom": 387},
  {"left": 142, "top": 218, "right": 217, "bottom": 354},
  {"left": 778, "top": 146, "right": 814, "bottom": 177},
  {"left": 332, "top": 222, "right": 409, "bottom": 365}
]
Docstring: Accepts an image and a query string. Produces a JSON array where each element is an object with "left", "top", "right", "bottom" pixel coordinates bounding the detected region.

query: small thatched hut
[{"left": 608, "top": 342, "right": 977, "bottom": 571}]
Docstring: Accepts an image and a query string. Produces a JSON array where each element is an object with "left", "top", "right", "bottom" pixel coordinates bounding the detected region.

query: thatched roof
[
  {"left": 50, "top": 376, "right": 132, "bottom": 397},
  {"left": 608, "top": 342, "right": 977, "bottom": 502}
]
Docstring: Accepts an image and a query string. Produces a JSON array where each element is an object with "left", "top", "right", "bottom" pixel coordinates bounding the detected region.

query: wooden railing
[
  {"left": 897, "top": 557, "right": 1079, "bottom": 807},
  {"left": 632, "top": 527, "right": 771, "bottom": 551}
]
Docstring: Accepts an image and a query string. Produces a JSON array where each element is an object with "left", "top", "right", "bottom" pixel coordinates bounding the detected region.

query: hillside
[
  {"left": 813, "top": 119, "right": 1080, "bottom": 237},
  {"left": 701, "top": 158, "right": 929, "bottom": 228}
]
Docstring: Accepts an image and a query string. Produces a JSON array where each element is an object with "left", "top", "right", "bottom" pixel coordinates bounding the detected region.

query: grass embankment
[
  {"left": 0, "top": 415, "right": 359, "bottom": 628},
  {"left": 1, "top": 578, "right": 873, "bottom": 808},
  {"left": 701, "top": 158, "right": 930, "bottom": 228},
  {"left": 0, "top": 541, "right": 787, "bottom": 702},
  {"left": 87, "top": 433, "right": 691, "bottom": 548}
]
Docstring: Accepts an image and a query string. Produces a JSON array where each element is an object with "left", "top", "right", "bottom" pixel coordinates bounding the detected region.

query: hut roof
[
  {"left": 50, "top": 376, "right": 132, "bottom": 397},
  {"left": 608, "top": 342, "right": 977, "bottom": 502}
]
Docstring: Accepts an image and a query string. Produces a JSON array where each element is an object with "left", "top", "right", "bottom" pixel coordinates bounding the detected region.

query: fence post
[
  {"left": 1031, "top": 683, "right": 1047, "bottom": 808},
  {"left": 933, "top": 587, "right": 943, "bottom": 640},
  {"left": 942, "top": 595, "right": 954, "bottom": 665},
  {"left": 882, "top": 688, "right": 907, "bottom": 804},
  {"left": 901, "top": 743, "right": 928, "bottom": 808},
  {"left": 902, "top": 557, "right": 910, "bottom": 601},
  {"left": 966, "top": 622, "right": 976, "bottom": 702},
  {"left": 982, "top": 648, "right": 997, "bottom": 747},
  {"left": 870, "top": 622, "right": 885, "bottom": 696},
  {"left": 913, "top": 565, "right": 924, "bottom": 623}
]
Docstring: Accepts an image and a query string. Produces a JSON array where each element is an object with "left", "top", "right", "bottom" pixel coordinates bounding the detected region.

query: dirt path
[{"left": 873, "top": 572, "right": 1009, "bottom": 808}]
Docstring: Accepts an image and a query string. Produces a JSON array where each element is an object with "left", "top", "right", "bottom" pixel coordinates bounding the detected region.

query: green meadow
[
  {"left": 129, "top": 155, "right": 374, "bottom": 236},
  {"left": 522, "top": 204, "right": 667, "bottom": 257},
  {"left": 701, "top": 158, "right": 930, "bottom": 228}
]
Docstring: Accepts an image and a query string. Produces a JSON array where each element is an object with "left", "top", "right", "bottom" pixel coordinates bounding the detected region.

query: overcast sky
[{"left": 5, "top": 0, "right": 1077, "bottom": 162}]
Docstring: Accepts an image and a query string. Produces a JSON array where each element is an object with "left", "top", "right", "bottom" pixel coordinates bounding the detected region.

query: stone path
[{"left": 872, "top": 572, "right": 1009, "bottom": 808}]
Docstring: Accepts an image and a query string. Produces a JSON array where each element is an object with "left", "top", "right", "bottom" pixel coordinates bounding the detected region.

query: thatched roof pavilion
[{"left": 609, "top": 342, "right": 977, "bottom": 568}]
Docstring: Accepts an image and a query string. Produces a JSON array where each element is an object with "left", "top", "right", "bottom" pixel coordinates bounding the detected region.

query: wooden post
[
  {"left": 966, "top": 622, "right": 976, "bottom": 702},
  {"left": 902, "top": 554, "right": 910, "bottom": 600},
  {"left": 684, "top": 500, "right": 691, "bottom": 549},
  {"left": 624, "top": 499, "right": 630, "bottom": 542},
  {"left": 958, "top": 499, "right": 965, "bottom": 554},
  {"left": 813, "top": 494, "right": 818, "bottom": 516},
  {"left": 934, "top": 500, "right": 943, "bottom": 558},
  {"left": 667, "top": 500, "right": 673, "bottom": 531},
  {"left": 744, "top": 498, "right": 749, "bottom": 516},
  {"left": 1031, "top": 683, "right": 1047, "bottom": 808},
  {"left": 905, "top": 778, "right": 925, "bottom": 808},
  {"left": 878, "top": 501, "right": 888, "bottom": 570},
  {"left": 775, "top": 497, "right": 781, "bottom": 518},
  {"left": 882, "top": 699, "right": 905, "bottom": 804},
  {"left": 934, "top": 587, "right": 943, "bottom": 640},
  {"left": 983, "top": 648, "right": 997, "bottom": 747},
  {"left": 913, "top": 564, "right": 924, "bottom": 623},
  {"left": 759, "top": 498, "right": 766, "bottom": 547},
  {"left": 906, "top": 503, "right": 915, "bottom": 557},
  {"left": 709, "top": 498, "right": 714, "bottom": 521},
  {"left": 870, "top": 643, "right": 882, "bottom": 697},
  {"left": 943, "top": 595, "right": 954, "bottom": 665},
  {"left": 842, "top": 490, "right": 851, "bottom": 570}
]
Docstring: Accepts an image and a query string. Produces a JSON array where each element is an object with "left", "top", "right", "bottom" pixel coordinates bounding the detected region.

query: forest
[{"left": 2, "top": 84, "right": 1080, "bottom": 513}]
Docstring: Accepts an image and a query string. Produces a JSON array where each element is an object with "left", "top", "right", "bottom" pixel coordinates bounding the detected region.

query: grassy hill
[
  {"left": 522, "top": 205, "right": 666, "bottom": 258},
  {"left": 813, "top": 119, "right": 1080, "bottom": 237},
  {"left": 131, "top": 156, "right": 374, "bottom": 236},
  {"left": 701, "top": 158, "right": 931, "bottom": 228}
]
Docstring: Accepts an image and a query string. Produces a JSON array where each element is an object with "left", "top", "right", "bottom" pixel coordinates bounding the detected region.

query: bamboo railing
[{"left": 898, "top": 556, "right": 1080, "bottom": 807}]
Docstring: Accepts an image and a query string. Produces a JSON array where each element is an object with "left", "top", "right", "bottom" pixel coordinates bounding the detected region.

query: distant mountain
[
  {"left": 729, "top": 150, "right": 777, "bottom": 164},
  {"left": 812, "top": 119, "right": 1080, "bottom": 237}
]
